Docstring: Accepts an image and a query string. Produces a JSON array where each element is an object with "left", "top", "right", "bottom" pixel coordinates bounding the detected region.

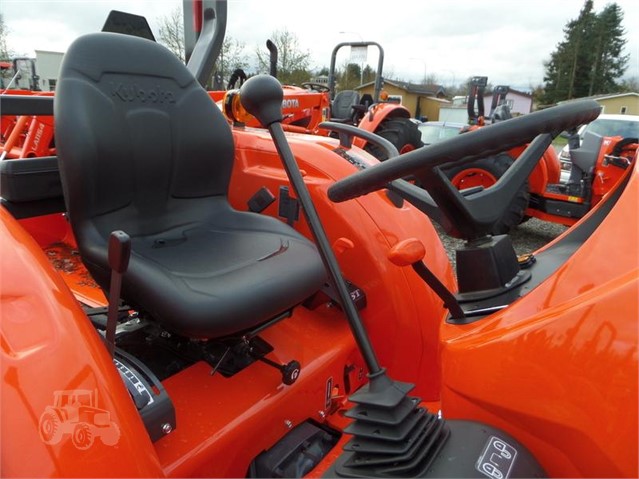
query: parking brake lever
[{"left": 105, "top": 230, "right": 131, "bottom": 357}]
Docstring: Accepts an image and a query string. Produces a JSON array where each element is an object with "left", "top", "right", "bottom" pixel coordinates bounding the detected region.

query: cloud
[{"left": 2, "top": 0, "right": 637, "bottom": 91}]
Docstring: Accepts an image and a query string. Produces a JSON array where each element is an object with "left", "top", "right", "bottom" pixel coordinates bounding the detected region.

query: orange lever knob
[{"left": 388, "top": 238, "right": 425, "bottom": 267}]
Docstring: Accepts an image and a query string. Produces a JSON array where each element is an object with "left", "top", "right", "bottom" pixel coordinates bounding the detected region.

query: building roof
[
  {"left": 587, "top": 92, "right": 639, "bottom": 101},
  {"left": 557, "top": 92, "right": 638, "bottom": 105},
  {"left": 355, "top": 79, "right": 446, "bottom": 97},
  {"left": 34, "top": 50, "right": 65, "bottom": 56}
]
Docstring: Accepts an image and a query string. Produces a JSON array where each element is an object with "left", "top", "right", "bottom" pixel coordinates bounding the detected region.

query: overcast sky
[{"left": 1, "top": 0, "right": 638, "bottom": 92}]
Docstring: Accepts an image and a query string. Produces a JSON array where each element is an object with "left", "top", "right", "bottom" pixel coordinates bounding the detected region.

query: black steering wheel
[
  {"left": 328, "top": 100, "right": 602, "bottom": 239},
  {"left": 301, "top": 82, "right": 330, "bottom": 93}
]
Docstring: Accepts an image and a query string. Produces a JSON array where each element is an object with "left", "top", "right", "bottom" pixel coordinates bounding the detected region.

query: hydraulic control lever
[
  {"left": 239, "top": 74, "right": 383, "bottom": 376},
  {"left": 239, "top": 75, "right": 451, "bottom": 478},
  {"left": 388, "top": 238, "right": 465, "bottom": 320},
  {"left": 105, "top": 230, "right": 131, "bottom": 357}
]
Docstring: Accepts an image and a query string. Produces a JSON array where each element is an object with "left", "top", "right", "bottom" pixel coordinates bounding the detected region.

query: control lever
[
  {"left": 105, "top": 230, "right": 131, "bottom": 357},
  {"left": 258, "top": 356, "right": 301, "bottom": 385},
  {"left": 239, "top": 74, "right": 383, "bottom": 376},
  {"left": 388, "top": 238, "right": 465, "bottom": 320}
]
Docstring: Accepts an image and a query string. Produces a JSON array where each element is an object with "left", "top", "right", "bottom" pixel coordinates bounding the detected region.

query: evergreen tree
[
  {"left": 541, "top": 1, "right": 628, "bottom": 104},
  {"left": 588, "top": 3, "right": 628, "bottom": 96}
]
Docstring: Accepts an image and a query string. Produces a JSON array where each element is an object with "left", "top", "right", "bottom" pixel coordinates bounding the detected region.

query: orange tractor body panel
[
  {"left": 208, "top": 86, "right": 331, "bottom": 136},
  {"left": 440, "top": 163, "right": 639, "bottom": 477},
  {"left": 0, "top": 208, "right": 163, "bottom": 477}
]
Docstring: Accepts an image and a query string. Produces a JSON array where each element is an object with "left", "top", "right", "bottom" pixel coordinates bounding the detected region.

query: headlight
[{"left": 222, "top": 89, "right": 255, "bottom": 124}]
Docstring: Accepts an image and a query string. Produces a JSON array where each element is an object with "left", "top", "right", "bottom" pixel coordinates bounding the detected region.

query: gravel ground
[
  {"left": 436, "top": 143, "right": 570, "bottom": 266},
  {"left": 435, "top": 218, "right": 568, "bottom": 268}
]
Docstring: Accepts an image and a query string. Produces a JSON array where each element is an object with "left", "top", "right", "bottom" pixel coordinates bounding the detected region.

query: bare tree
[
  {"left": 0, "top": 13, "right": 10, "bottom": 59},
  {"left": 256, "top": 29, "right": 311, "bottom": 85},
  {"left": 215, "top": 37, "right": 249, "bottom": 84},
  {"left": 157, "top": 6, "right": 185, "bottom": 63},
  {"left": 156, "top": 7, "right": 249, "bottom": 89},
  {"left": 0, "top": 13, "right": 14, "bottom": 88}
]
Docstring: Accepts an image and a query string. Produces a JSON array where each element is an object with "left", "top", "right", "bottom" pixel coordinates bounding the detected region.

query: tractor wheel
[
  {"left": 365, "top": 117, "right": 423, "bottom": 161},
  {"left": 100, "top": 422, "right": 121, "bottom": 446},
  {"left": 72, "top": 422, "right": 95, "bottom": 450},
  {"left": 39, "top": 410, "right": 62, "bottom": 445},
  {"left": 443, "top": 153, "right": 530, "bottom": 235}
]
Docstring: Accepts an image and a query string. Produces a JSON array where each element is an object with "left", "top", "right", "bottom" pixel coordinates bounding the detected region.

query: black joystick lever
[
  {"left": 105, "top": 230, "right": 131, "bottom": 357},
  {"left": 239, "top": 76, "right": 448, "bottom": 477},
  {"left": 258, "top": 356, "right": 301, "bottom": 385},
  {"left": 239, "top": 74, "right": 383, "bottom": 376}
]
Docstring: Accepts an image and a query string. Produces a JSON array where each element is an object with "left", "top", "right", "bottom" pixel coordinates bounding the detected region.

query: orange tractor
[
  {"left": 0, "top": 1, "right": 637, "bottom": 478},
  {"left": 0, "top": 90, "right": 55, "bottom": 160},
  {"left": 200, "top": 5, "right": 421, "bottom": 159},
  {"left": 323, "top": 40, "right": 423, "bottom": 158},
  {"left": 216, "top": 38, "right": 423, "bottom": 160}
]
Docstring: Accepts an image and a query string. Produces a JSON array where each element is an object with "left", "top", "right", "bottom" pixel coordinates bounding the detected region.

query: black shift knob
[{"left": 239, "top": 74, "right": 283, "bottom": 127}]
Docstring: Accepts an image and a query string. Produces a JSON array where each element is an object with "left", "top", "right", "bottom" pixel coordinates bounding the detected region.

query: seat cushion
[{"left": 83, "top": 201, "right": 326, "bottom": 338}]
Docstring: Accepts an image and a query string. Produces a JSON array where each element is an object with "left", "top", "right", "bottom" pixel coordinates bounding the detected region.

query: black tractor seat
[
  {"left": 330, "top": 90, "right": 361, "bottom": 123},
  {"left": 55, "top": 32, "right": 326, "bottom": 339}
]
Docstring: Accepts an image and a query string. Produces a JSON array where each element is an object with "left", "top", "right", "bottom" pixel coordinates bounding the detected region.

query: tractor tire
[
  {"left": 443, "top": 153, "right": 530, "bottom": 235},
  {"left": 39, "top": 410, "right": 62, "bottom": 445},
  {"left": 72, "top": 422, "right": 95, "bottom": 450},
  {"left": 365, "top": 117, "right": 423, "bottom": 161},
  {"left": 100, "top": 422, "right": 121, "bottom": 446}
]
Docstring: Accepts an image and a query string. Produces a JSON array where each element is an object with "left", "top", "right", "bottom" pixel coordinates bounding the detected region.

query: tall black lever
[
  {"left": 239, "top": 74, "right": 383, "bottom": 376},
  {"left": 105, "top": 230, "right": 131, "bottom": 357},
  {"left": 239, "top": 74, "right": 451, "bottom": 478}
]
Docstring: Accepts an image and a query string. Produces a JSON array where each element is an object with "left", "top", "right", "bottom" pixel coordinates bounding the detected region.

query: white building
[{"left": 35, "top": 50, "right": 64, "bottom": 91}]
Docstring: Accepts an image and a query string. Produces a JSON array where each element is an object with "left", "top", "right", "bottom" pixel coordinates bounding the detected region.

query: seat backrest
[
  {"left": 570, "top": 130, "right": 604, "bottom": 176},
  {"left": 331, "top": 90, "right": 360, "bottom": 120},
  {"left": 55, "top": 33, "right": 235, "bottom": 243},
  {"left": 360, "top": 94, "right": 374, "bottom": 109}
]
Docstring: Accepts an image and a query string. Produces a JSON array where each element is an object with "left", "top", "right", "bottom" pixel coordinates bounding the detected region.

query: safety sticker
[{"left": 476, "top": 436, "right": 517, "bottom": 479}]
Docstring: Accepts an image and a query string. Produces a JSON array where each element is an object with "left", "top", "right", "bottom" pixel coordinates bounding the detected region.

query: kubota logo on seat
[{"left": 110, "top": 82, "right": 176, "bottom": 104}]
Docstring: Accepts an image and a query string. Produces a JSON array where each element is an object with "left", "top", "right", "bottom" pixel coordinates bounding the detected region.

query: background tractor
[
  {"left": 437, "top": 76, "right": 637, "bottom": 235},
  {"left": 217, "top": 37, "right": 423, "bottom": 160},
  {"left": 324, "top": 41, "right": 423, "bottom": 159}
]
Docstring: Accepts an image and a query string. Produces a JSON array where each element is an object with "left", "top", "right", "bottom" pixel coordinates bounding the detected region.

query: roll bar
[
  {"left": 327, "top": 42, "right": 384, "bottom": 101},
  {"left": 182, "top": 0, "right": 227, "bottom": 87}
]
